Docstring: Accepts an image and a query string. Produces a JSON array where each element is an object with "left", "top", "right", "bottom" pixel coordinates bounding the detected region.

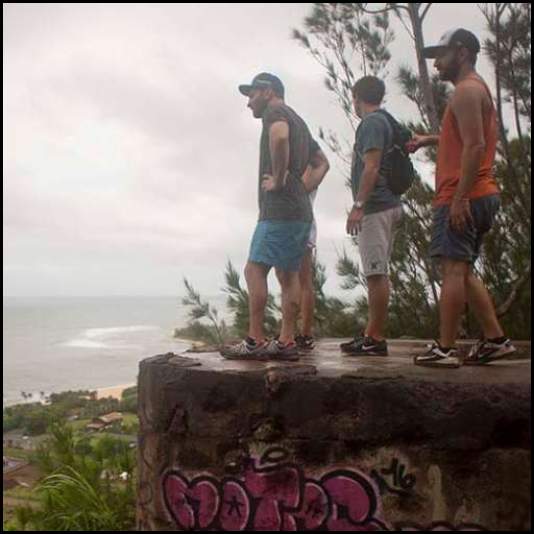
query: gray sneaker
[
  {"left": 220, "top": 338, "right": 268, "bottom": 361},
  {"left": 263, "top": 339, "right": 300, "bottom": 361},
  {"left": 463, "top": 338, "right": 516, "bottom": 365},
  {"left": 414, "top": 343, "right": 461, "bottom": 368}
]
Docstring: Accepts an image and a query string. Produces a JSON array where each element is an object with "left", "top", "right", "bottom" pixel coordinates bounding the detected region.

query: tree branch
[
  {"left": 496, "top": 264, "right": 531, "bottom": 317},
  {"left": 421, "top": 3, "right": 433, "bottom": 21},
  {"left": 394, "top": 9, "right": 415, "bottom": 40},
  {"left": 359, "top": 3, "right": 410, "bottom": 16}
]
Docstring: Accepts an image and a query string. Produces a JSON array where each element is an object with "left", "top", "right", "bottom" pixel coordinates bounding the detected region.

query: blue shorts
[
  {"left": 430, "top": 194, "right": 500, "bottom": 264},
  {"left": 249, "top": 220, "right": 312, "bottom": 272}
]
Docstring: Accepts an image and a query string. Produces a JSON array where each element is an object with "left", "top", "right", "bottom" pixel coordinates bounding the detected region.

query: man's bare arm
[
  {"left": 346, "top": 148, "right": 382, "bottom": 235},
  {"left": 268, "top": 121, "right": 290, "bottom": 190},
  {"left": 302, "top": 148, "right": 330, "bottom": 193},
  {"left": 451, "top": 83, "right": 487, "bottom": 200},
  {"left": 406, "top": 134, "right": 440, "bottom": 153},
  {"left": 355, "top": 148, "right": 382, "bottom": 204}
]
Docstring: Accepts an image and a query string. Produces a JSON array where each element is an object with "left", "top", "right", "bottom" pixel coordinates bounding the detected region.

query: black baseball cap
[
  {"left": 422, "top": 28, "right": 481, "bottom": 59},
  {"left": 238, "top": 73, "right": 285, "bottom": 98}
]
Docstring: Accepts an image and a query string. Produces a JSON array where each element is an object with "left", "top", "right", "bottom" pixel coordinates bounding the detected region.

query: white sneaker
[{"left": 414, "top": 343, "right": 461, "bottom": 368}]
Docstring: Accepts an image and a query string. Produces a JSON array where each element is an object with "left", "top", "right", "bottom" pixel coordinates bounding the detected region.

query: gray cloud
[{"left": 4, "top": 3, "right": 497, "bottom": 297}]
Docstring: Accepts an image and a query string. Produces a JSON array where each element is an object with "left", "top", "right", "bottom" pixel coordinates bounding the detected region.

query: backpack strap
[
  {"left": 375, "top": 109, "right": 400, "bottom": 144},
  {"left": 353, "top": 111, "right": 394, "bottom": 160}
]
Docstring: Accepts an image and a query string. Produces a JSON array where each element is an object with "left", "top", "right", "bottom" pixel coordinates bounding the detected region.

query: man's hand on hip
[
  {"left": 261, "top": 174, "right": 280, "bottom": 192},
  {"left": 261, "top": 172, "right": 288, "bottom": 192}
]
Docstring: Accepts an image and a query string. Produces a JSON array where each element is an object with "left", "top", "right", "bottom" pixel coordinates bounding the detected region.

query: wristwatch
[{"left": 354, "top": 200, "right": 365, "bottom": 210}]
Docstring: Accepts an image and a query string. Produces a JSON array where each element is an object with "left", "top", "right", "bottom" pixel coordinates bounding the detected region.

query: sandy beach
[{"left": 95, "top": 383, "right": 136, "bottom": 401}]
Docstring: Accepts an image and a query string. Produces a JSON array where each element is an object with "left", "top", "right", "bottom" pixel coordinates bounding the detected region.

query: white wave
[
  {"left": 85, "top": 325, "right": 160, "bottom": 339},
  {"left": 61, "top": 325, "right": 160, "bottom": 350},
  {"left": 62, "top": 339, "right": 111, "bottom": 349}
]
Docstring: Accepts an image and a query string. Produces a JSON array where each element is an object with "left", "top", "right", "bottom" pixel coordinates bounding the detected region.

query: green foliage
[
  {"left": 17, "top": 419, "right": 137, "bottom": 531},
  {"left": 476, "top": 3, "right": 531, "bottom": 339},
  {"left": 173, "top": 321, "right": 224, "bottom": 345},
  {"left": 119, "top": 393, "right": 137, "bottom": 414},
  {"left": 223, "top": 260, "right": 280, "bottom": 338},
  {"left": 2, "top": 390, "right": 129, "bottom": 436},
  {"left": 294, "top": 2, "right": 531, "bottom": 340},
  {"left": 23, "top": 408, "right": 57, "bottom": 436},
  {"left": 121, "top": 386, "right": 137, "bottom": 399},
  {"left": 33, "top": 466, "right": 134, "bottom": 531},
  {"left": 181, "top": 277, "right": 229, "bottom": 346},
  {"left": 178, "top": 5, "right": 530, "bottom": 342},
  {"left": 4, "top": 403, "right": 59, "bottom": 436},
  {"left": 293, "top": 3, "right": 394, "bottom": 125},
  {"left": 3, "top": 412, "right": 24, "bottom": 433},
  {"left": 312, "top": 255, "right": 362, "bottom": 337}
]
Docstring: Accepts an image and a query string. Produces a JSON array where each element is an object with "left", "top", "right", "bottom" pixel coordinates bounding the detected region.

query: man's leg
[
  {"left": 299, "top": 249, "right": 315, "bottom": 337},
  {"left": 463, "top": 268, "right": 516, "bottom": 364},
  {"left": 362, "top": 207, "right": 401, "bottom": 342},
  {"left": 244, "top": 261, "right": 270, "bottom": 342},
  {"left": 466, "top": 270, "right": 504, "bottom": 340},
  {"left": 439, "top": 259, "right": 470, "bottom": 348},
  {"left": 366, "top": 274, "right": 390, "bottom": 341},
  {"left": 276, "top": 268, "right": 301, "bottom": 345}
]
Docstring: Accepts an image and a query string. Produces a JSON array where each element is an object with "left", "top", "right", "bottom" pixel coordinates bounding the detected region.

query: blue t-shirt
[{"left": 351, "top": 110, "right": 402, "bottom": 215}]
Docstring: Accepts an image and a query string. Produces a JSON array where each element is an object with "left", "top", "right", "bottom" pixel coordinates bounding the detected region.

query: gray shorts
[
  {"left": 430, "top": 195, "right": 500, "bottom": 264},
  {"left": 358, "top": 206, "right": 403, "bottom": 277}
]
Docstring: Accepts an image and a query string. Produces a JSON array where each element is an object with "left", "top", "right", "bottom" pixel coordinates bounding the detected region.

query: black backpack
[{"left": 376, "top": 109, "right": 416, "bottom": 196}]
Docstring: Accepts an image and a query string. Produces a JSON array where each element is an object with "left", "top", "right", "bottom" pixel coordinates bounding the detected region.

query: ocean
[{"left": 3, "top": 295, "right": 228, "bottom": 407}]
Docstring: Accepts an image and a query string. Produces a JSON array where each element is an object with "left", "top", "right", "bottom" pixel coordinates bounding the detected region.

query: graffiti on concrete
[
  {"left": 162, "top": 447, "right": 485, "bottom": 531},
  {"left": 371, "top": 457, "right": 416, "bottom": 497},
  {"left": 163, "top": 446, "right": 386, "bottom": 531}
]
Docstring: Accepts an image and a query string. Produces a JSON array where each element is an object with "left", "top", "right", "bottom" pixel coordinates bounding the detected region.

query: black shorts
[{"left": 430, "top": 195, "right": 500, "bottom": 264}]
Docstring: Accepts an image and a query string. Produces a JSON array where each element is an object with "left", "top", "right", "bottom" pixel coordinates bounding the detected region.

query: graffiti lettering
[
  {"left": 162, "top": 449, "right": 484, "bottom": 531},
  {"left": 371, "top": 457, "right": 416, "bottom": 497}
]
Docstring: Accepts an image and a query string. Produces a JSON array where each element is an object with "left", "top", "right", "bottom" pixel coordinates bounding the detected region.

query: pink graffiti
[
  {"left": 243, "top": 456, "right": 300, "bottom": 530},
  {"left": 163, "top": 475, "right": 220, "bottom": 530},
  {"left": 322, "top": 472, "right": 384, "bottom": 531},
  {"left": 290, "top": 481, "right": 329, "bottom": 530},
  {"left": 162, "top": 449, "right": 485, "bottom": 531},
  {"left": 162, "top": 448, "right": 387, "bottom": 531}
]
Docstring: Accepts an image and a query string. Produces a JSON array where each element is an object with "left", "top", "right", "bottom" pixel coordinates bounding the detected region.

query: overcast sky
[{"left": 4, "top": 3, "right": 493, "bottom": 298}]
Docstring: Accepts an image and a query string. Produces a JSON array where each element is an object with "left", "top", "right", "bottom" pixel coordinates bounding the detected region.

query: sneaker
[
  {"left": 463, "top": 338, "right": 516, "bottom": 365},
  {"left": 220, "top": 337, "right": 268, "bottom": 361},
  {"left": 263, "top": 339, "right": 300, "bottom": 361},
  {"left": 414, "top": 343, "right": 461, "bottom": 368},
  {"left": 342, "top": 336, "right": 388, "bottom": 356},
  {"left": 295, "top": 334, "right": 315, "bottom": 351},
  {"left": 340, "top": 335, "right": 365, "bottom": 353}
]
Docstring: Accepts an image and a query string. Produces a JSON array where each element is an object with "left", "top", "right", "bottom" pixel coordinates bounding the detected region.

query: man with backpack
[{"left": 341, "top": 76, "right": 411, "bottom": 357}]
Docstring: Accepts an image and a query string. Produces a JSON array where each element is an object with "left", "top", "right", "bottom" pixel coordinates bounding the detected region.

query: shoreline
[
  {"left": 95, "top": 383, "right": 136, "bottom": 401},
  {"left": 3, "top": 382, "right": 138, "bottom": 408}
]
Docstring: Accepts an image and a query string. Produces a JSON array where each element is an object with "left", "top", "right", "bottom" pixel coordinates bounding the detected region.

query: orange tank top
[{"left": 434, "top": 76, "right": 499, "bottom": 206}]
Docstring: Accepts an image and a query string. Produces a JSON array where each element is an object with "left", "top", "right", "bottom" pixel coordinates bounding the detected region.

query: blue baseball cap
[{"left": 238, "top": 72, "right": 285, "bottom": 98}]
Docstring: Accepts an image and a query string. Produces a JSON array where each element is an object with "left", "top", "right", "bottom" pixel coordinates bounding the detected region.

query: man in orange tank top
[{"left": 407, "top": 28, "right": 516, "bottom": 368}]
